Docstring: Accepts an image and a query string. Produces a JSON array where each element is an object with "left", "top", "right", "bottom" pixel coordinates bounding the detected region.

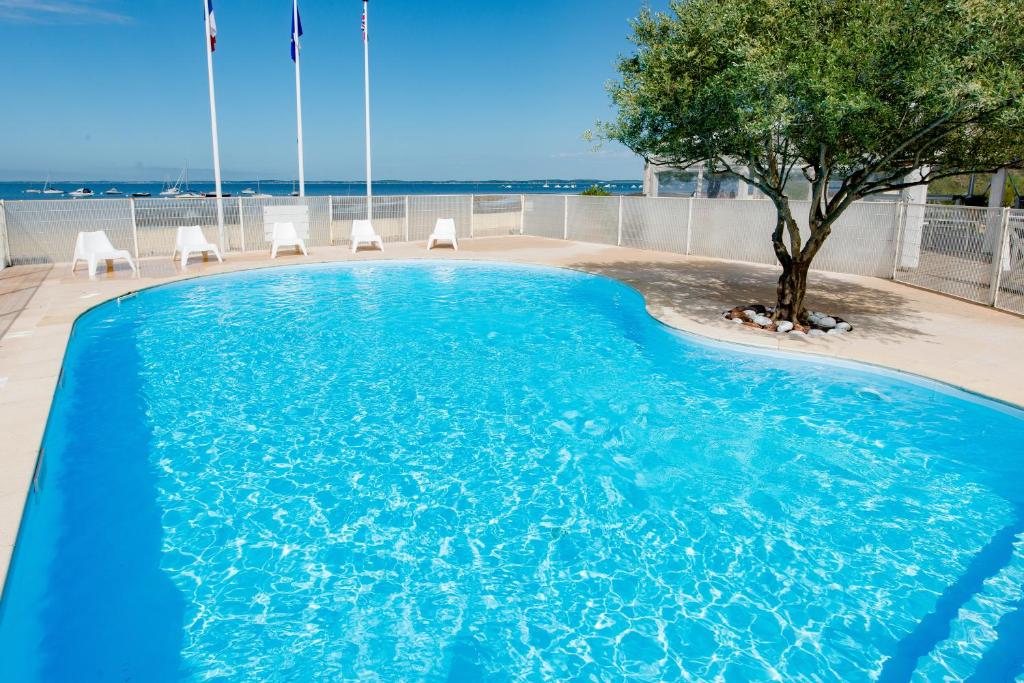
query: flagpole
[
  {"left": 293, "top": 0, "right": 305, "bottom": 197},
  {"left": 362, "top": 0, "right": 372, "bottom": 220},
  {"left": 203, "top": 0, "right": 225, "bottom": 249}
]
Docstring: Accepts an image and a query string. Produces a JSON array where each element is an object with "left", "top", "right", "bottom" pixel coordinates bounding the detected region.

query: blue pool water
[{"left": 1, "top": 262, "right": 1023, "bottom": 681}]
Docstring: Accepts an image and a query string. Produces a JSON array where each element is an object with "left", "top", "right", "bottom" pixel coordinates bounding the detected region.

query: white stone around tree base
[{"left": 776, "top": 321, "right": 794, "bottom": 333}]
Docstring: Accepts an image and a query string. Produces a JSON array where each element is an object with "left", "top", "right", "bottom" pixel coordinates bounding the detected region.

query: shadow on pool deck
[
  {"left": 569, "top": 258, "right": 929, "bottom": 342},
  {"left": 0, "top": 265, "right": 51, "bottom": 339}
]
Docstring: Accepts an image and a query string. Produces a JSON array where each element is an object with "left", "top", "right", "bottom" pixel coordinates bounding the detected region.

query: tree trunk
[{"left": 774, "top": 258, "right": 811, "bottom": 324}]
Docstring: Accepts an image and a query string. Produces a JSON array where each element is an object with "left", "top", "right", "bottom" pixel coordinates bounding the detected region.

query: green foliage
[
  {"left": 602, "top": 0, "right": 1024, "bottom": 319},
  {"left": 581, "top": 185, "right": 612, "bottom": 196},
  {"left": 606, "top": 0, "right": 1024, "bottom": 200}
]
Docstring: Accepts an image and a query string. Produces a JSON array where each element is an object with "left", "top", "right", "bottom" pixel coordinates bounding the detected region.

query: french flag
[{"left": 207, "top": 0, "right": 217, "bottom": 52}]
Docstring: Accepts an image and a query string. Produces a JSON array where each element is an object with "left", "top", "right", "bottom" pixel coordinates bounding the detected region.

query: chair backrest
[
  {"left": 79, "top": 230, "right": 116, "bottom": 254},
  {"left": 434, "top": 218, "right": 457, "bottom": 238},
  {"left": 262, "top": 205, "right": 309, "bottom": 242},
  {"left": 351, "top": 220, "right": 377, "bottom": 240},
  {"left": 273, "top": 222, "right": 300, "bottom": 241},
  {"left": 176, "top": 225, "right": 208, "bottom": 248}
]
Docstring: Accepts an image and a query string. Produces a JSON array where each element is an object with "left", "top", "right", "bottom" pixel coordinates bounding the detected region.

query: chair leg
[{"left": 88, "top": 257, "right": 98, "bottom": 280}]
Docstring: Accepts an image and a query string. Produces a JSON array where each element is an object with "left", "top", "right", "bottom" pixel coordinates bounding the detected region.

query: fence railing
[{"left": 1, "top": 194, "right": 1022, "bottom": 316}]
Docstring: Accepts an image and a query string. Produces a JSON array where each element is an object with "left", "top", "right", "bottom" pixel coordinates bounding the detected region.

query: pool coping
[{"left": 2, "top": 236, "right": 1024, "bottom": 593}]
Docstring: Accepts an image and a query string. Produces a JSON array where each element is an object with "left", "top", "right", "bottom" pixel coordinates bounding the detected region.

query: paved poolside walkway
[{"left": 2, "top": 235, "right": 1024, "bottom": 585}]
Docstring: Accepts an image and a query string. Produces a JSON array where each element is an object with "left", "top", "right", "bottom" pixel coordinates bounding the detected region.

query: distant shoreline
[{"left": 0, "top": 179, "right": 644, "bottom": 201}]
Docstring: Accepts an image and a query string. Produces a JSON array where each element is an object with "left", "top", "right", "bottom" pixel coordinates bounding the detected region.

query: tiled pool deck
[{"left": 2, "top": 235, "right": 1024, "bottom": 587}]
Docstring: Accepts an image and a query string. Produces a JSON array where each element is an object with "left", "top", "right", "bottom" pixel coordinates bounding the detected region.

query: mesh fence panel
[
  {"left": 135, "top": 198, "right": 240, "bottom": 257},
  {"left": 995, "top": 209, "right": 1024, "bottom": 314},
  {"left": 522, "top": 195, "right": 566, "bottom": 239},
  {"left": 408, "top": 195, "right": 473, "bottom": 242},
  {"left": 790, "top": 200, "right": 901, "bottom": 278},
  {"left": 566, "top": 196, "right": 619, "bottom": 245},
  {"left": 894, "top": 204, "right": 1004, "bottom": 305},
  {"left": 0, "top": 201, "right": 8, "bottom": 269},
  {"left": 236, "top": 196, "right": 331, "bottom": 252},
  {"left": 4, "top": 198, "right": 135, "bottom": 265},
  {"left": 621, "top": 197, "right": 689, "bottom": 253},
  {"left": 472, "top": 195, "right": 522, "bottom": 237},
  {"left": 689, "top": 198, "right": 779, "bottom": 265}
]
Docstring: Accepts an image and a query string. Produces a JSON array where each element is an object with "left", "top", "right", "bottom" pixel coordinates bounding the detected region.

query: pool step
[{"left": 911, "top": 531, "right": 1024, "bottom": 682}]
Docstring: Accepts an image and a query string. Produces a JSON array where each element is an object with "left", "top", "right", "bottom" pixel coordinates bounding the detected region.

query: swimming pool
[{"left": 1, "top": 261, "right": 1022, "bottom": 681}]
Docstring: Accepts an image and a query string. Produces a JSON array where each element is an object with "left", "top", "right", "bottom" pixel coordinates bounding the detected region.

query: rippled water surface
[{"left": 2, "top": 262, "right": 1023, "bottom": 681}]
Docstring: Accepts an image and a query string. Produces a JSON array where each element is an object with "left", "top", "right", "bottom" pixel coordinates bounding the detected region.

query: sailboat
[
  {"left": 159, "top": 169, "right": 184, "bottom": 197},
  {"left": 242, "top": 177, "right": 272, "bottom": 199},
  {"left": 177, "top": 166, "right": 204, "bottom": 199},
  {"left": 26, "top": 175, "right": 64, "bottom": 195}
]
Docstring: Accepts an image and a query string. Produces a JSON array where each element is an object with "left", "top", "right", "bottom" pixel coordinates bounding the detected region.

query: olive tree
[{"left": 603, "top": 0, "right": 1024, "bottom": 322}]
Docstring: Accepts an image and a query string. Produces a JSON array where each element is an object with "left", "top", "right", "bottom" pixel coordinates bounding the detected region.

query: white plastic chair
[
  {"left": 351, "top": 220, "right": 384, "bottom": 253},
  {"left": 428, "top": 219, "right": 459, "bottom": 250},
  {"left": 173, "top": 225, "right": 223, "bottom": 267},
  {"left": 71, "top": 230, "right": 137, "bottom": 279},
  {"left": 271, "top": 222, "right": 308, "bottom": 258}
]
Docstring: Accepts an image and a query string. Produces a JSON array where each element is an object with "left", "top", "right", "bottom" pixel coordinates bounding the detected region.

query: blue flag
[{"left": 291, "top": 3, "right": 303, "bottom": 62}]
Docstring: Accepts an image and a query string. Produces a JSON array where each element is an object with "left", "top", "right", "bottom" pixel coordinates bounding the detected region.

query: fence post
[
  {"left": 469, "top": 194, "right": 475, "bottom": 239},
  {"left": 563, "top": 195, "right": 569, "bottom": 240},
  {"left": 129, "top": 198, "right": 140, "bottom": 267},
  {"left": 989, "top": 207, "right": 1011, "bottom": 307},
  {"left": 403, "top": 195, "right": 410, "bottom": 242},
  {"left": 520, "top": 194, "right": 526, "bottom": 235},
  {"left": 617, "top": 195, "right": 624, "bottom": 246},
  {"left": 238, "top": 197, "right": 246, "bottom": 252},
  {"left": 891, "top": 200, "right": 908, "bottom": 280},
  {"left": 685, "top": 197, "right": 695, "bottom": 255},
  {"left": 0, "top": 199, "right": 8, "bottom": 268},
  {"left": 327, "top": 195, "right": 333, "bottom": 246}
]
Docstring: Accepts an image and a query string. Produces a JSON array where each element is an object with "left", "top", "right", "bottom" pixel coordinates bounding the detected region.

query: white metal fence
[{"left": 1, "top": 194, "right": 1022, "bottom": 316}]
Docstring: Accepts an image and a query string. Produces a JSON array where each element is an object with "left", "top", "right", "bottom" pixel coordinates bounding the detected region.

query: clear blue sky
[{"left": 0, "top": 1, "right": 668, "bottom": 181}]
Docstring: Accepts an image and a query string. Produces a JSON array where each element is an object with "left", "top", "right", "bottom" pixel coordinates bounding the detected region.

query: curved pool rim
[{"left": 34, "top": 258, "right": 1024, "bottom": 415}]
